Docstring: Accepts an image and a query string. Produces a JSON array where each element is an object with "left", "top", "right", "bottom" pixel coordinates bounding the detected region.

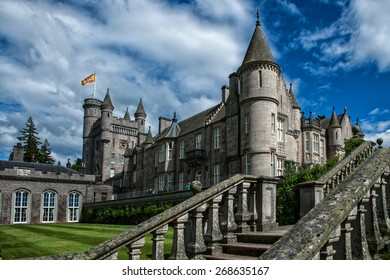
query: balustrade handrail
[
  {"left": 260, "top": 148, "right": 390, "bottom": 260},
  {"left": 33, "top": 173, "right": 259, "bottom": 260},
  {"left": 297, "top": 141, "right": 375, "bottom": 188}
]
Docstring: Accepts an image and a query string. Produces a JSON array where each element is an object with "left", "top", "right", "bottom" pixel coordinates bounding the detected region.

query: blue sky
[{"left": 0, "top": 0, "right": 389, "bottom": 165}]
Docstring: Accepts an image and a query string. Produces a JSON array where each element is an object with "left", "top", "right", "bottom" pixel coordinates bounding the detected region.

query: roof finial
[{"left": 256, "top": 9, "right": 260, "bottom": 26}]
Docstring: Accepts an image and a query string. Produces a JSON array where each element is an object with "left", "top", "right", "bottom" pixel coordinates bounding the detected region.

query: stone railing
[
  {"left": 260, "top": 147, "right": 390, "bottom": 260},
  {"left": 32, "top": 174, "right": 279, "bottom": 260},
  {"left": 298, "top": 141, "right": 375, "bottom": 217}
]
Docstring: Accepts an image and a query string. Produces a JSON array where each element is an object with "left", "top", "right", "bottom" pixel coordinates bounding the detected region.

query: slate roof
[{"left": 0, "top": 160, "right": 76, "bottom": 174}]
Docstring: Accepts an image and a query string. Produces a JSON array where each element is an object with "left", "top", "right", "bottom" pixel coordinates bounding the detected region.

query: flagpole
[{"left": 93, "top": 72, "right": 97, "bottom": 98}]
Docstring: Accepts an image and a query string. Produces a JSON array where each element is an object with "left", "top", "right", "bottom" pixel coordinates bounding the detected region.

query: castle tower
[
  {"left": 100, "top": 89, "right": 114, "bottom": 181},
  {"left": 237, "top": 12, "right": 281, "bottom": 176},
  {"left": 82, "top": 97, "right": 102, "bottom": 173},
  {"left": 289, "top": 83, "right": 302, "bottom": 164},
  {"left": 327, "top": 107, "right": 343, "bottom": 159},
  {"left": 134, "top": 98, "right": 147, "bottom": 136}
]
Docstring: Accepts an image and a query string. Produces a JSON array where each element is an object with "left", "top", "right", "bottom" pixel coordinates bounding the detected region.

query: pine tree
[
  {"left": 40, "top": 139, "right": 55, "bottom": 164},
  {"left": 17, "top": 117, "right": 41, "bottom": 162}
]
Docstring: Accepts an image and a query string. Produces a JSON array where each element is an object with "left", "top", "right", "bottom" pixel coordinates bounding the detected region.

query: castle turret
[
  {"left": 100, "top": 89, "right": 114, "bottom": 181},
  {"left": 134, "top": 98, "right": 147, "bottom": 134},
  {"left": 237, "top": 12, "right": 281, "bottom": 176},
  {"left": 82, "top": 97, "right": 102, "bottom": 173},
  {"left": 327, "top": 107, "right": 343, "bottom": 159}
]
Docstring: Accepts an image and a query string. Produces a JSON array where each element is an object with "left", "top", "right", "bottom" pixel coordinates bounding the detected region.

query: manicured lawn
[{"left": 0, "top": 223, "right": 172, "bottom": 260}]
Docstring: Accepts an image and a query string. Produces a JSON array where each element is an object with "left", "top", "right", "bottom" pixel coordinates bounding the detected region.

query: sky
[{"left": 0, "top": 0, "right": 389, "bottom": 165}]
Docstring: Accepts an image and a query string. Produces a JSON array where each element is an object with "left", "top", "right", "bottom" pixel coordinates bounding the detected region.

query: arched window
[
  {"left": 68, "top": 192, "right": 81, "bottom": 222},
  {"left": 14, "top": 190, "right": 29, "bottom": 224},
  {"left": 42, "top": 191, "right": 57, "bottom": 223},
  {"left": 195, "top": 170, "right": 202, "bottom": 183}
]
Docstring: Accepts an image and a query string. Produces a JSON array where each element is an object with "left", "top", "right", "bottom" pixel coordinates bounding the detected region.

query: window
[
  {"left": 336, "top": 131, "right": 338, "bottom": 140},
  {"left": 277, "top": 119, "right": 284, "bottom": 142},
  {"left": 270, "top": 150, "right": 276, "bottom": 177},
  {"left": 110, "top": 168, "right": 115, "bottom": 178},
  {"left": 158, "top": 174, "right": 165, "bottom": 191},
  {"left": 155, "top": 149, "right": 158, "bottom": 166},
  {"left": 305, "top": 132, "right": 310, "bottom": 152},
  {"left": 133, "top": 154, "right": 137, "bottom": 165},
  {"left": 101, "top": 193, "right": 107, "bottom": 201},
  {"left": 313, "top": 134, "right": 320, "bottom": 153},
  {"left": 245, "top": 114, "right": 250, "bottom": 134},
  {"left": 320, "top": 139, "right": 325, "bottom": 159},
  {"left": 245, "top": 153, "right": 250, "bottom": 174},
  {"left": 195, "top": 133, "right": 202, "bottom": 149},
  {"left": 168, "top": 143, "right": 172, "bottom": 161},
  {"left": 271, "top": 113, "right": 275, "bottom": 132},
  {"left": 158, "top": 144, "right": 165, "bottom": 162},
  {"left": 277, "top": 158, "right": 284, "bottom": 176},
  {"left": 112, "top": 138, "right": 115, "bottom": 147},
  {"left": 14, "top": 190, "right": 29, "bottom": 223},
  {"left": 195, "top": 170, "right": 202, "bottom": 182},
  {"left": 132, "top": 171, "right": 137, "bottom": 183},
  {"left": 111, "top": 153, "right": 115, "bottom": 163},
  {"left": 179, "top": 141, "right": 185, "bottom": 159},
  {"left": 121, "top": 154, "right": 125, "bottom": 165},
  {"left": 68, "top": 192, "right": 80, "bottom": 222},
  {"left": 213, "top": 164, "right": 220, "bottom": 185},
  {"left": 42, "top": 191, "right": 56, "bottom": 223},
  {"left": 179, "top": 172, "right": 184, "bottom": 190},
  {"left": 85, "top": 141, "right": 89, "bottom": 150},
  {"left": 259, "top": 70, "right": 262, "bottom": 87},
  {"left": 167, "top": 173, "right": 173, "bottom": 191},
  {"left": 214, "top": 127, "right": 221, "bottom": 150}
]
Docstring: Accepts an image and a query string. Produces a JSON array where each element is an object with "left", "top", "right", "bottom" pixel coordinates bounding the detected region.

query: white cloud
[{"left": 0, "top": 0, "right": 255, "bottom": 164}]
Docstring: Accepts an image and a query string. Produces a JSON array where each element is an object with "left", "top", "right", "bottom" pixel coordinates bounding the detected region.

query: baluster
[
  {"left": 370, "top": 186, "right": 385, "bottom": 254},
  {"left": 127, "top": 236, "right": 145, "bottom": 260},
  {"left": 104, "top": 250, "right": 118, "bottom": 260},
  {"left": 220, "top": 188, "right": 237, "bottom": 244},
  {"left": 342, "top": 206, "right": 357, "bottom": 260},
  {"left": 204, "top": 195, "right": 223, "bottom": 254},
  {"left": 169, "top": 214, "right": 189, "bottom": 260},
  {"left": 187, "top": 204, "right": 208, "bottom": 259},
  {"left": 358, "top": 204, "right": 372, "bottom": 260},
  {"left": 248, "top": 182, "right": 258, "bottom": 232},
  {"left": 152, "top": 224, "right": 169, "bottom": 260},
  {"left": 234, "top": 182, "right": 251, "bottom": 232},
  {"left": 381, "top": 174, "right": 390, "bottom": 233},
  {"left": 320, "top": 226, "right": 340, "bottom": 260}
]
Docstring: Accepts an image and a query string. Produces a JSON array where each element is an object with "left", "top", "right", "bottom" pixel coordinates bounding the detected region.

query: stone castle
[{"left": 81, "top": 15, "right": 364, "bottom": 197}]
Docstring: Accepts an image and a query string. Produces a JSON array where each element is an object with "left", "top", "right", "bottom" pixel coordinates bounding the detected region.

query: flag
[{"left": 81, "top": 73, "right": 96, "bottom": 86}]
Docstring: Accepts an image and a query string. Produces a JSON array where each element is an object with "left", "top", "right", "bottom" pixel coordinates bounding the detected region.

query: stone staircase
[{"left": 204, "top": 225, "right": 293, "bottom": 260}]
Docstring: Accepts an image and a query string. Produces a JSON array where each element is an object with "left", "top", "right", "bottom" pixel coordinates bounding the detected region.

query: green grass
[{"left": 0, "top": 223, "right": 173, "bottom": 260}]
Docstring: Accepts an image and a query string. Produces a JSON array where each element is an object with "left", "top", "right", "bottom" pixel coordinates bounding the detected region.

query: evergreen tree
[
  {"left": 40, "top": 139, "right": 55, "bottom": 164},
  {"left": 17, "top": 117, "right": 41, "bottom": 162}
]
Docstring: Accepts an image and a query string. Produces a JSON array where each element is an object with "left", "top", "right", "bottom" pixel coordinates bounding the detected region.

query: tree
[
  {"left": 344, "top": 138, "right": 365, "bottom": 156},
  {"left": 40, "top": 139, "right": 55, "bottom": 164},
  {"left": 71, "top": 157, "right": 83, "bottom": 171},
  {"left": 17, "top": 117, "right": 41, "bottom": 162}
]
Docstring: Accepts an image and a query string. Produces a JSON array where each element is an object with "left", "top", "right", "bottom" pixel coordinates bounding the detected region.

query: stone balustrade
[
  {"left": 31, "top": 174, "right": 279, "bottom": 260},
  {"left": 260, "top": 147, "right": 390, "bottom": 260},
  {"left": 298, "top": 141, "right": 376, "bottom": 217}
]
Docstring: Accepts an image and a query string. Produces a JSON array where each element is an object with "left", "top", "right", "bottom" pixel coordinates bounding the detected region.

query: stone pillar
[
  {"left": 320, "top": 226, "right": 340, "bottom": 260},
  {"left": 187, "top": 204, "right": 207, "bottom": 259},
  {"left": 204, "top": 195, "right": 223, "bottom": 254},
  {"left": 220, "top": 188, "right": 237, "bottom": 244},
  {"left": 234, "top": 182, "right": 251, "bottom": 232},
  {"left": 342, "top": 207, "right": 357, "bottom": 260},
  {"left": 358, "top": 204, "right": 372, "bottom": 260},
  {"left": 248, "top": 183, "right": 258, "bottom": 232},
  {"left": 299, "top": 181, "right": 324, "bottom": 218},
  {"left": 369, "top": 187, "right": 385, "bottom": 255},
  {"left": 152, "top": 224, "right": 169, "bottom": 260},
  {"left": 127, "top": 237, "right": 145, "bottom": 260},
  {"left": 169, "top": 214, "right": 189, "bottom": 260},
  {"left": 256, "top": 177, "right": 279, "bottom": 231}
]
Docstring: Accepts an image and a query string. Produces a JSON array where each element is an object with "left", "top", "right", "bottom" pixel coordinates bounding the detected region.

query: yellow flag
[{"left": 81, "top": 73, "right": 96, "bottom": 86}]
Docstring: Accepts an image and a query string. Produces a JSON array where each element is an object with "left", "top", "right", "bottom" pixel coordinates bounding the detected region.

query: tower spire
[{"left": 256, "top": 9, "right": 260, "bottom": 26}]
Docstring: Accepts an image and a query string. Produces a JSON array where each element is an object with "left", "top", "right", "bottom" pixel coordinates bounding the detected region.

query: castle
[{"left": 82, "top": 15, "right": 364, "bottom": 196}]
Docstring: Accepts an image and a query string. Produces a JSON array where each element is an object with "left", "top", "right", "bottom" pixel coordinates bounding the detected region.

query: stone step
[
  {"left": 235, "top": 225, "right": 293, "bottom": 244},
  {"left": 221, "top": 242, "right": 272, "bottom": 257},
  {"left": 203, "top": 253, "right": 259, "bottom": 260}
]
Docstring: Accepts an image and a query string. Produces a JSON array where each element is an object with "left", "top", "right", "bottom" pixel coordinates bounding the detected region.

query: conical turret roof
[
  {"left": 135, "top": 98, "right": 146, "bottom": 118},
  {"left": 329, "top": 108, "right": 341, "bottom": 128},
  {"left": 289, "top": 83, "right": 300, "bottom": 109},
  {"left": 123, "top": 107, "right": 131, "bottom": 121},
  {"left": 241, "top": 12, "right": 275, "bottom": 66},
  {"left": 102, "top": 89, "right": 114, "bottom": 110},
  {"left": 144, "top": 126, "right": 154, "bottom": 145}
]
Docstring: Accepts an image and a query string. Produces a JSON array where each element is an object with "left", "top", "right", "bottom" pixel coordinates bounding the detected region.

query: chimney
[
  {"left": 159, "top": 116, "right": 171, "bottom": 134},
  {"left": 221, "top": 85, "right": 230, "bottom": 103},
  {"left": 12, "top": 143, "right": 24, "bottom": 162}
]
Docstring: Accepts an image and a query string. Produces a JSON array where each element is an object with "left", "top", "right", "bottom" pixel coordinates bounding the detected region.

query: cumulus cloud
[{"left": 0, "top": 0, "right": 255, "bottom": 164}]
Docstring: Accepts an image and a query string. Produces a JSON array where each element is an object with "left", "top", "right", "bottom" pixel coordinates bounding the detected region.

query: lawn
[{"left": 0, "top": 223, "right": 173, "bottom": 260}]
